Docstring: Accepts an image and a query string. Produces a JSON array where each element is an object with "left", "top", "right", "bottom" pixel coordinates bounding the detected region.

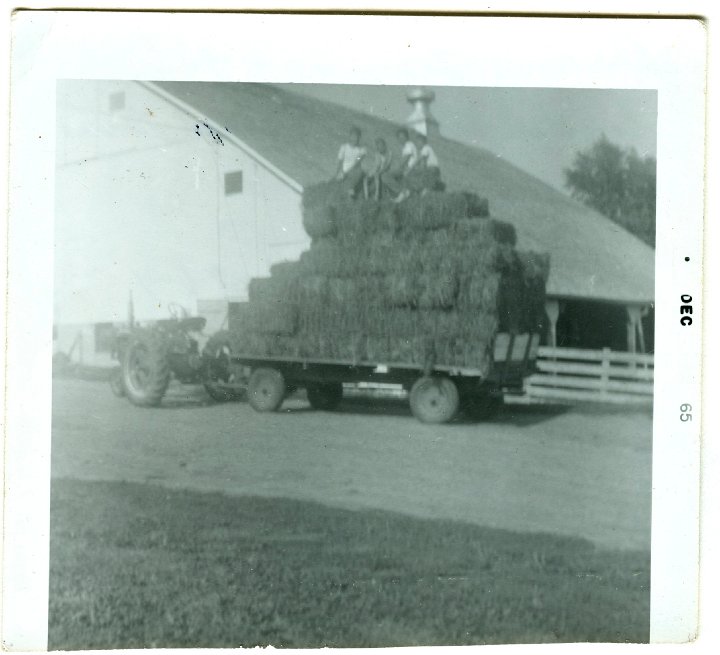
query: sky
[{"left": 280, "top": 84, "right": 658, "bottom": 193}]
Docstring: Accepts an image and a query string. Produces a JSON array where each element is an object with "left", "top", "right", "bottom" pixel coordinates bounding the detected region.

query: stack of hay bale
[{"left": 229, "top": 181, "right": 549, "bottom": 376}]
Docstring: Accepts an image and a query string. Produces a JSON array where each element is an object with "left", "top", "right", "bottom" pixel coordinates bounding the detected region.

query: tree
[{"left": 564, "top": 135, "right": 656, "bottom": 248}]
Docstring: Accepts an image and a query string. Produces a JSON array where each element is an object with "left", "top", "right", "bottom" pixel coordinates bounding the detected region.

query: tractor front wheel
[
  {"left": 109, "top": 367, "right": 126, "bottom": 398},
  {"left": 248, "top": 367, "right": 286, "bottom": 412},
  {"left": 203, "top": 331, "right": 244, "bottom": 402},
  {"left": 409, "top": 376, "right": 459, "bottom": 424},
  {"left": 121, "top": 332, "right": 171, "bottom": 407}
]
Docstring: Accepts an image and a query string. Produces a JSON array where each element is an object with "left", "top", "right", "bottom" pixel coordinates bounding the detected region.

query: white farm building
[{"left": 54, "top": 81, "right": 655, "bottom": 367}]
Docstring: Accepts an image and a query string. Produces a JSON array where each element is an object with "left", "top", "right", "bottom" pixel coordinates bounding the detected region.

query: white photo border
[{"left": 3, "top": 10, "right": 706, "bottom": 651}]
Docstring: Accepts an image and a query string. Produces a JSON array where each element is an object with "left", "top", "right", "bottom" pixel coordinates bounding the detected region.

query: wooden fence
[{"left": 524, "top": 346, "right": 654, "bottom": 405}]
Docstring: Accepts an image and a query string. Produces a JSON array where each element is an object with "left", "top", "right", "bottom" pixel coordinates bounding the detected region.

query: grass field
[{"left": 48, "top": 478, "right": 649, "bottom": 649}]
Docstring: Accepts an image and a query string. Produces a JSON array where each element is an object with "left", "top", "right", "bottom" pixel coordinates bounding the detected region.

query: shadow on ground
[{"left": 49, "top": 478, "right": 650, "bottom": 650}]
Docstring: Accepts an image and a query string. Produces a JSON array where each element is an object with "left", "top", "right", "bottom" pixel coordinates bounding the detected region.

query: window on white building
[{"left": 224, "top": 170, "right": 244, "bottom": 195}]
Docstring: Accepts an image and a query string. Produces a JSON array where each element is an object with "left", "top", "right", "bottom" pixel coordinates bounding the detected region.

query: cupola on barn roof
[{"left": 406, "top": 87, "right": 440, "bottom": 138}]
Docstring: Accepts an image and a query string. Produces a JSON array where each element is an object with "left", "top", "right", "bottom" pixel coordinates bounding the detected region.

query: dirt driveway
[{"left": 51, "top": 380, "right": 652, "bottom": 551}]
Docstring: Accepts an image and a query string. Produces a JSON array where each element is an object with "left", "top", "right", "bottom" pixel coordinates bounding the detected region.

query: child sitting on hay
[
  {"left": 363, "top": 137, "right": 393, "bottom": 200},
  {"left": 407, "top": 131, "right": 444, "bottom": 196},
  {"left": 385, "top": 128, "right": 419, "bottom": 202},
  {"left": 335, "top": 126, "right": 367, "bottom": 198}
]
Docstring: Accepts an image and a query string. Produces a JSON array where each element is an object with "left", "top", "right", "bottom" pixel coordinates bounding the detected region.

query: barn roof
[{"left": 154, "top": 81, "right": 655, "bottom": 304}]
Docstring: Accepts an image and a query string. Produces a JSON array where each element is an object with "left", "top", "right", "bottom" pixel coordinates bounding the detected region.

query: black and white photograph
[{"left": 2, "top": 10, "right": 708, "bottom": 652}]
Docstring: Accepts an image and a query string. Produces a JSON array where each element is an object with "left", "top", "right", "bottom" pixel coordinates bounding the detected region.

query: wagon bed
[{"left": 231, "top": 332, "right": 540, "bottom": 423}]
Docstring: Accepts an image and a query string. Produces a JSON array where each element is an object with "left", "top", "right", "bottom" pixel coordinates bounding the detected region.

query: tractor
[{"left": 110, "top": 306, "right": 246, "bottom": 406}]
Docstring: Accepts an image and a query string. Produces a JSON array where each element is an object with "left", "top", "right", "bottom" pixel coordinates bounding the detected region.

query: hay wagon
[
  {"left": 210, "top": 185, "right": 549, "bottom": 423},
  {"left": 225, "top": 331, "right": 540, "bottom": 424}
]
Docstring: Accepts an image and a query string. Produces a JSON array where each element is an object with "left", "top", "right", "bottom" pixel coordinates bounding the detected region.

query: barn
[{"left": 54, "top": 80, "right": 654, "bottom": 368}]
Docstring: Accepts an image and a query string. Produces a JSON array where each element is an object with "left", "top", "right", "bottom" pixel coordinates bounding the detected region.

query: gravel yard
[{"left": 51, "top": 379, "right": 652, "bottom": 551}]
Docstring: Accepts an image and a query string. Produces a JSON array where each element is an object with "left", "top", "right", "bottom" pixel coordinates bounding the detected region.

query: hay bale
[
  {"left": 269, "top": 260, "right": 300, "bottom": 280},
  {"left": 302, "top": 180, "right": 346, "bottom": 209},
  {"left": 302, "top": 181, "right": 348, "bottom": 239},
  {"left": 299, "top": 240, "right": 349, "bottom": 277},
  {"left": 335, "top": 333, "right": 367, "bottom": 362},
  {"left": 365, "top": 335, "right": 390, "bottom": 362},
  {"left": 518, "top": 250, "right": 551, "bottom": 284},
  {"left": 417, "top": 270, "right": 458, "bottom": 309},
  {"left": 290, "top": 275, "right": 329, "bottom": 304},
  {"left": 395, "top": 192, "right": 469, "bottom": 231},
  {"left": 302, "top": 204, "right": 337, "bottom": 239},
  {"left": 456, "top": 270, "right": 502, "bottom": 311},
  {"left": 335, "top": 199, "right": 379, "bottom": 240},
  {"left": 454, "top": 218, "right": 517, "bottom": 247},
  {"left": 333, "top": 199, "right": 399, "bottom": 242},
  {"left": 249, "top": 301, "right": 298, "bottom": 336},
  {"left": 228, "top": 301, "right": 251, "bottom": 335},
  {"left": 388, "top": 335, "right": 433, "bottom": 365},
  {"left": 247, "top": 276, "right": 290, "bottom": 305},
  {"left": 461, "top": 192, "right": 490, "bottom": 218},
  {"left": 435, "top": 336, "right": 493, "bottom": 374},
  {"left": 405, "top": 168, "right": 444, "bottom": 194},
  {"left": 386, "top": 274, "right": 419, "bottom": 308}
]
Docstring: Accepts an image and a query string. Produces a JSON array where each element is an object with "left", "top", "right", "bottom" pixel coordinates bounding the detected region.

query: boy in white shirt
[
  {"left": 335, "top": 126, "right": 367, "bottom": 198},
  {"left": 417, "top": 132, "right": 440, "bottom": 170}
]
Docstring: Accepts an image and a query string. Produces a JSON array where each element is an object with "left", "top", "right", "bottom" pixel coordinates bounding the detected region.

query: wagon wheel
[
  {"left": 409, "top": 376, "right": 460, "bottom": 424},
  {"left": 307, "top": 382, "right": 343, "bottom": 411},
  {"left": 247, "top": 367, "right": 286, "bottom": 412},
  {"left": 121, "top": 332, "right": 170, "bottom": 407},
  {"left": 109, "top": 366, "right": 126, "bottom": 398}
]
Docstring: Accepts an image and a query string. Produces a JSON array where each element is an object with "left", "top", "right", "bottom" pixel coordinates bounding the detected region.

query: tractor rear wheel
[
  {"left": 122, "top": 332, "right": 170, "bottom": 407},
  {"left": 409, "top": 376, "right": 459, "bottom": 424},
  {"left": 307, "top": 382, "right": 343, "bottom": 411},
  {"left": 248, "top": 367, "right": 286, "bottom": 412}
]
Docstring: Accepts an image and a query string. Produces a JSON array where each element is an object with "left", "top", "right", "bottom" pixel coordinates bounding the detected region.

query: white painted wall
[{"left": 55, "top": 80, "right": 308, "bottom": 325}]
